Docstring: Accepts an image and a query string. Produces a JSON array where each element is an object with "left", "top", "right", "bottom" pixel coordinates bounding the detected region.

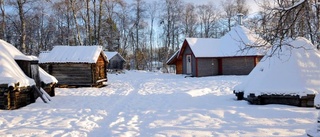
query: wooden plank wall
[
  {"left": 0, "top": 85, "right": 33, "bottom": 110},
  {"left": 176, "top": 59, "right": 183, "bottom": 74},
  {"left": 50, "top": 63, "right": 93, "bottom": 86},
  {"left": 108, "top": 55, "right": 125, "bottom": 70}
]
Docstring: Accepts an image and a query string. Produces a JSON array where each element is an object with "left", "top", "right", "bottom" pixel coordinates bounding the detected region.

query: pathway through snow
[{"left": 0, "top": 71, "right": 317, "bottom": 137}]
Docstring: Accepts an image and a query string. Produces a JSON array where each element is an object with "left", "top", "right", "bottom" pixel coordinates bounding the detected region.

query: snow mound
[
  {"left": 235, "top": 37, "right": 320, "bottom": 97},
  {"left": 0, "top": 39, "right": 35, "bottom": 87}
]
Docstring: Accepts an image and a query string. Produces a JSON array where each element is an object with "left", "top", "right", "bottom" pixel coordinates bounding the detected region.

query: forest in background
[{"left": 0, "top": 0, "right": 319, "bottom": 70}]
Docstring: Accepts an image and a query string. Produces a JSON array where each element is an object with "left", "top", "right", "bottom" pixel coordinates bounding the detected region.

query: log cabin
[
  {"left": 39, "top": 46, "right": 108, "bottom": 87},
  {"left": 104, "top": 51, "right": 126, "bottom": 72}
]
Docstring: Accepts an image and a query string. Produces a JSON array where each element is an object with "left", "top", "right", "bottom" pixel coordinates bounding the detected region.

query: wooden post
[
  {"left": 7, "top": 86, "right": 14, "bottom": 110},
  {"left": 32, "top": 85, "right": 47, "bottom": 103}
]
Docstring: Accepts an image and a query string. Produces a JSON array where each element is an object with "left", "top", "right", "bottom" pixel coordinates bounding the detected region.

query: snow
[
  {"left": 39, "top": 46, "right": 106, "bottom": 63},
  {"left": 39, "top": 67, "right": 58, "bottom": 84},
  {"left": 185, "top": 25, "right": 268, "bottom": 58},
  {"left": 104, "top": 51, "right": 125, "bottom": 61},
  {"left": 0, "top": 40, "right": 35, "bottom": 87},
  {"left": 38, "top": 51, "right": 50, "bottom": 61},
  {"left": 0, "top": 71, "right": 317, "bottom": 136},
  {"left": 0, "top": 39, "right": 37, "bottom": 61},
  {"left": 234, "top": 37, "right": 320, "bottom": 97},
  {"left": 104, "top": 51, "right": 117, "bottom": 60},
  {"left": 185, "top": 38, "right": 221, "bottom": 57},
  {"left": 219, "top": 25, "right": 268, "bottom": 56}
]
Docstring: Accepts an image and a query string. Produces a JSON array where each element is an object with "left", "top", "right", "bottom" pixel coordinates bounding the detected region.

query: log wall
[
  {"left": 0, "top": 85, "right": 34, "bottom": 110},
  {"left": 49, "top": 63, "right": 93, "bottom": 86}
]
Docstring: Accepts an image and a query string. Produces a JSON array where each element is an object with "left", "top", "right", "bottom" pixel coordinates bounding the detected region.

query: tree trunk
[
  {"left": 97, "top": 0, "right": 104, "bottom": 45},
  {"left": 0, "top": 0, "right": 5, "bottom": 40},
  {"left": 70, "top": 0, "right": 82, "bottom": 45},
  {"left": 93, "top": 0, "right": 97, "bottom": 45},
  {"left": 86, "top": 0, "right": 92, "bottom": 45},
  {"left": 17, "top": 0, "right": 27, "bottom": 54}
]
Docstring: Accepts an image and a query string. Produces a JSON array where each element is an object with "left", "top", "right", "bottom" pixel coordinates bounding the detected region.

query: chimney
[{"left": 237, "top": 13, "right": 244, "bottom": 25}]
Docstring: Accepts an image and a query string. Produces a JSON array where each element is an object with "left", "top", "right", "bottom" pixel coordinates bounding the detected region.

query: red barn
[{"left": 167, "top": 25, "right": 268, "bottom": 77}]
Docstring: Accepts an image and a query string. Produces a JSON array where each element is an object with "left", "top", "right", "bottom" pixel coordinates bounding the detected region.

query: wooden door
[{"left": 186, "top": 55, "right": 192, "bottom": 74}]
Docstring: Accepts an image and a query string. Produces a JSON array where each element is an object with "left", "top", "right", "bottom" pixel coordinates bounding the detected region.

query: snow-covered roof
[
  {"left": 185, "top": 38, "right": 221, "bottom": 57},
  {"left": 0, "top": 40, "right": 35, "bottom": 87},
  {"left": 234, "top": 37, "right": 320, "bottom": 96},
  {"left": 219, "top": 25, "right": 268, "bottom": 56},
  {"left": 181, "top": 25, "right": 268, "bottom": 58},
  {"left": 166, "top": 50, "right": 180, "bottom": 64},
  {"left": 38, "top": 51, "right": 50, "bottom": 61},
  {"left": 39, "top": 46, "right": 107, "bottom": 63},
  {"left": 104, "top": 51, "right": 125, "bottom": 61},
  {"left": 39, "top": 67, "right": 58, "bottom": 84},
  {"left": 0, "top": 39, "right": 38, "bottom": 61}
]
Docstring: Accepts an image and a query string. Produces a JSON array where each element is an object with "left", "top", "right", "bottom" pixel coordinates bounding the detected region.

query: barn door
[{"left": 186, "top": 55, "right": 192, "bottom": 74}]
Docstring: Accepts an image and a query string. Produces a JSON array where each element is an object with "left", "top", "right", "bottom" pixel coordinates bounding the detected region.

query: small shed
[
  {"left": 0, "top": 39, "right": 38, "bottom": 109},
  {"left": 40, "top": 46, "right": 108, "bottom": 87},
  {"left": 104, "top": 51, "right": 126, "bottom": 72},
  {"left": 234, "top": 37, "right": 320, "bottom": 107},
  {"left": 167, "top": 25, "right": 269, "bottom": 77}
]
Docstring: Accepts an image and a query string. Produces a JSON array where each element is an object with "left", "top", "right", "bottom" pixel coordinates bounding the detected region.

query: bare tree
[
  {"left": 221, "top": 0, "right": 236, "bottom": 31},
  {"left": 235, "top": 0, "right": 249, "bottom": 15},
  {"left": 197, "top": 2, "right": 220, "bottom": 38},
  {"left": 131, "top": 0, "right": 147, "bottom": 69},
  {"left": 181, "top": 3, "right": 198, "bottom": 38},
  {"left": 51, "top": 0, "right": 72, "bottom": 45},
  {"left": 85, "top": 0, "right": 92, "bottom": 45},
  {"left": 101, "top": 0, "right": 124, "bottom": 50},
  {"left": 16, "top": 0, "right": 27, "bottom": 53},
  {"left": 116, "top": 2, "right": 131, "bottom": 57},
  {"left": 257, "top": 0, "right": 319, "bottom": 45},
  {"left": 146, "top": 1, "right": 158, "bottom": 70},
  {"left": 70, "top": 0, "right": 83, "bottom": 45},
  {"left": 221, "top": 0, "right": 249, "bottom": 31}
]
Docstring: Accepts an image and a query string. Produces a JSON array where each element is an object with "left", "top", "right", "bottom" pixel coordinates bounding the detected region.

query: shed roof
[
  {"left": 39, "top": 46, "right": 107, "bottom": 63},
  {"left": 39, "top": 67, "right": 58, "bottom": 84},
  {"left": 176, "top": 25, "right": 269, "bottom": 58},
  {"left": 234, "top": 37, "right": 320, "bottom": 96},
  {"left": 166, "top": 50, "right": 179, "bottom": 64},
  {"left": 0, "top": 39, "right": 35, "bottom": 87},
  {"left": 104, "top": 51, "right": 126, "bottom": 62}
]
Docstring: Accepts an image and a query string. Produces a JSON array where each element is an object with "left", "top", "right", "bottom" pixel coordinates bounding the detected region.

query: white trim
[{"left": 186, "top": 55, "right": 192, "bottom": 74}]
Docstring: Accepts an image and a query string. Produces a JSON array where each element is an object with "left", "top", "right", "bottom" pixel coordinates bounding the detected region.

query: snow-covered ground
[{"left": 0, "top": 71, "right": 317, "bottom": 137}]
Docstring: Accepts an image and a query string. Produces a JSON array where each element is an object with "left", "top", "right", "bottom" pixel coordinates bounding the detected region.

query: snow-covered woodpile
[{"left": 234, "top": 37, "right": 320, "bottom": 107}]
